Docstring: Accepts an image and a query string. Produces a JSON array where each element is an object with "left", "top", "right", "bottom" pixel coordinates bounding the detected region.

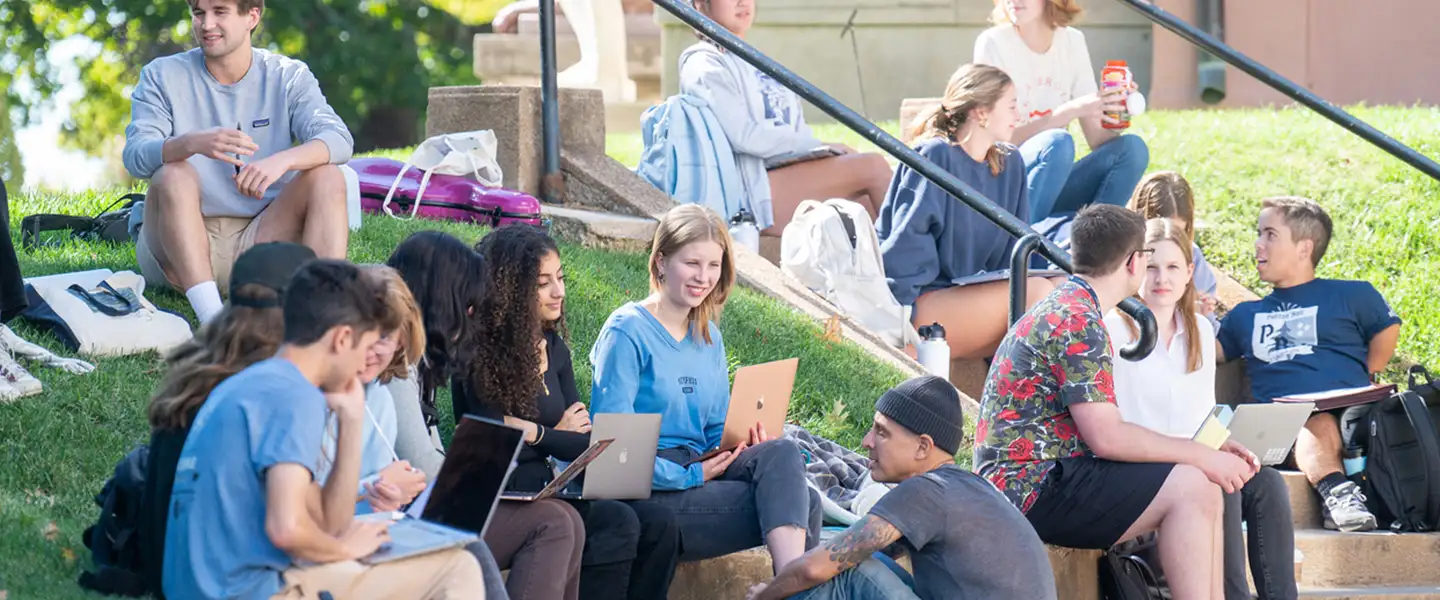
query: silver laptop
[
  {"left": 580, "top": 413, "right": 662, "bottom": 500},
  {"left": 501, "top": 438, "right": 615, "bottom": 502},
  {"left": 361, "top": 415, "right": 523, "bottom": 565},
  {"left": 1223, "top": 402, "right": 1317, "bottom": 466}
]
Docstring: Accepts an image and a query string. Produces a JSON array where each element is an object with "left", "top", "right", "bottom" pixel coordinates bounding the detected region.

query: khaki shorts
[{"left": 135, "top": 214, "right": 264, "bottom": 295}]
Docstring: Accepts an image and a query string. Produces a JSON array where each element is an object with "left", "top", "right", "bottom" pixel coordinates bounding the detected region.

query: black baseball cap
[{"left": 229, "top": 242, "right": 318, "bottom": 308}]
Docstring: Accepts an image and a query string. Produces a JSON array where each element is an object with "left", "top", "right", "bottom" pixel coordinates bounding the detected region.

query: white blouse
[{"left": 1104, "top": 311, "right": 1217, "bottom": 438}]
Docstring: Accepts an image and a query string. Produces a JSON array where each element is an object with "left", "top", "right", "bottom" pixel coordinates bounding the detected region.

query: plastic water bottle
[
  {"left": 728, "top": 208, "right": 760, "bottom": 254},
  {"left": 916, "top": 323, "right": 950, "bottom": 379}
]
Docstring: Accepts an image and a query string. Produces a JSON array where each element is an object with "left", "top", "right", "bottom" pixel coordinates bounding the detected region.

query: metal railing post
[
  {"left": 1009, "top": 234, "right": 1044, "bottom": 326},
  {"left": 538, "top": 0, "right": 563, "bottom": 203},
  {"left": 1113, "top": 0, "right": 1440, "bottom": 182},
  {"left": 649, "top": 0, "right": 1157, "bottom": 360}
]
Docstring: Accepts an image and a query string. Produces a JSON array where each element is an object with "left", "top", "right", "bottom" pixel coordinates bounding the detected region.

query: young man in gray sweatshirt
[{"left": 122, "top": 0, "right": 354, "bottom": 324}]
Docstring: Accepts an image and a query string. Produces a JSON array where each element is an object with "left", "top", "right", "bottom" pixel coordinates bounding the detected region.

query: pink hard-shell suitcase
[{"left": 350, "top": 157, "right": 545, "bottom": 228}]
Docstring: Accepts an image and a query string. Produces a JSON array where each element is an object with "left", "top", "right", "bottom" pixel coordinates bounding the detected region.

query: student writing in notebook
[
  {"left": 1106, "top": 219, "right": 1296, "bottom": 600},
  {"left": 458, "top": 224, "right": 682, "bottom": 600},
  {"left": 878, "top": 63, "right": 1060, "bottom": 360},
  {"left": 161, "top": 260, "right": 485, "bottom": 599},
  {"left": 589, "top": 205, "right": 823, "bottom": 572},
  {"left": 1217, "top": 197, "right": 1402, "bottom": 533}
]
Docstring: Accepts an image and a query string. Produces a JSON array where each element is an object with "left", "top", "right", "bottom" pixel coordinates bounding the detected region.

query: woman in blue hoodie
[
  {"left": 590, "top": 204, "right": 822, "bottom": 571},
  {"left": 878, "top": 63, "right": 1060, "bottom": 360},
  {"left": 679, "top": 0, "right": 892, "bottom": 236}
]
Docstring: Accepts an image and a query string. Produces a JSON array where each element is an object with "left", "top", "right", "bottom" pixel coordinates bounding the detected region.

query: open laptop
[
  {"left": 688, "top": 358, "right": 799, "bottom": 465},
  {"left": 360, "top": 415, "right": 523, "bottom": 565},
  {"left": 500, "top": 437, "right": 615, "bottom": 502},
  {"left": 578, "top": 413, "right": 662, "bottom": 500},
  {"left": 1224, "top": 402, "right": 1317, "bottom": 466}
]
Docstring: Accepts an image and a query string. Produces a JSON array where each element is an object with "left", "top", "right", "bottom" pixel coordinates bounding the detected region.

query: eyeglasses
[{"left": 1126, "top": 247, "right": 1156, "bottom": 268}]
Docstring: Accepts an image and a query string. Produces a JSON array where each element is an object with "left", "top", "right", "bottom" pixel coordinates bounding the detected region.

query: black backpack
[
  {"left": 20, "top": 193, "right": 143, "bottom": 252},
  {"left": 1359, "top": 390, "right": 1440, "bottom": 533},
  {"left": 78, "top": 445, "right": 154, "bottom": 596},
  {"left": 1099, "top": 534, "right": 1169, "bottom": 600},
  {"left": 1408, "top": 366, "right": 1440, "bottom": 438}
]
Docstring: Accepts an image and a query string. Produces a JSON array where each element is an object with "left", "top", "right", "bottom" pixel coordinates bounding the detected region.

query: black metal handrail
[
  {"left": 538, "top": 0, "right": 562, "bottom": 203},
  {"left": 534, "top": 0, "right": 1158, "bottom": 360},
  {"left": 1009, "top": 234, "right": 1046, "bottom": 327},
  {"left": 1115, "top": 0, "right": 1440, "bottom": 182}
]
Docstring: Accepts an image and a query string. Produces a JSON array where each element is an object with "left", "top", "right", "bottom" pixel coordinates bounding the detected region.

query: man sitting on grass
[
  {"left": 122, "top": 0, "right": 353, "bottom": 325},
  {"left": 162, "top": 260, "right": 485, "bottom": 599},
  {"left": 745, "top": 375, "right": 1057, "bottom": 600},
  {"left": 975, "top": 204, "right": 1258, "bottom": 600},
  {"left": 1217, "top": 196, "right": 1402, "bottom": 532}
]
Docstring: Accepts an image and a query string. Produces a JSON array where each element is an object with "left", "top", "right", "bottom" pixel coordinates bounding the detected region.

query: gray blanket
[{"left": 784, "top": 425, "right": 892, "bottom": 524}]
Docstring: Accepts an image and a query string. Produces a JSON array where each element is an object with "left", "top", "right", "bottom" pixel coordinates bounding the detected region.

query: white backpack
[{"left": 781, "top": 199, "right": 920, "bottom": 349}]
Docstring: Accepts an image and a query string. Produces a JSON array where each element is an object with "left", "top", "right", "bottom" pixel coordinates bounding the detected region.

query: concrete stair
[{"left": 473, "top": 13, "right": 662, "bottom": 132}]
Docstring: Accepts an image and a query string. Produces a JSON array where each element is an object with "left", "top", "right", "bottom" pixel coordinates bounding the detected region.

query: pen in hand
[{"left": 233, "top": 123, "right": 243, "bottom": 175}]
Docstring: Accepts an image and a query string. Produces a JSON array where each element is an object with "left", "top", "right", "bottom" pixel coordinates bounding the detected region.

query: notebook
[
  {"left": 764, "top": 147, "right": 842, "bottom": 170},
  {"left": 1276, "top": 383, "right": 1395, "bottom": 412}
]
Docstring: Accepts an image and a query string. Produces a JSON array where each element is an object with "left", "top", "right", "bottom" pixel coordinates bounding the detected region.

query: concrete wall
[
  {"left": 656, "top": 0, "right": 1154, "bottom": 124},
  {"left": 1150, "top": 0, "right": 1440, "bottom": 109}
]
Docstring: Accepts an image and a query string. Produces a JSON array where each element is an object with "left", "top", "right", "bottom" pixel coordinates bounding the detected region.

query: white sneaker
[
  {"left": 0, "top": 349, "right": 42, "bottom": 397},
  {"left": 1322, "top": 481, "right": 1379, "bottom": 532}
]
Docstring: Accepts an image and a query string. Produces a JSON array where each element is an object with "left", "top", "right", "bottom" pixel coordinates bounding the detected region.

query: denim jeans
[
  {"left": 1223, "top": 467, "right": 1298, "bottom": 600},
  {"left": 1019, "top": 129, "right": 1150, "bottom": 223},
  {"left": 789, "top": 556, "right": 919, "bottom": 600},
  {"left": 652, "top": 438, "right": 824, "bottom": 561}
]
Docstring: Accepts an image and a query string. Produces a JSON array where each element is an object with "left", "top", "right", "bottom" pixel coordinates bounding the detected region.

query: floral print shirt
[{"left": 973, "top": 278, "right": 1116, "bottom": 513}]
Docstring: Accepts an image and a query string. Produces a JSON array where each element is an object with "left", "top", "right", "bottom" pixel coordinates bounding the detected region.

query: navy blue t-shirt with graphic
[{"left": 1218, "top": 279, "right": 1401, "bottom": 402}]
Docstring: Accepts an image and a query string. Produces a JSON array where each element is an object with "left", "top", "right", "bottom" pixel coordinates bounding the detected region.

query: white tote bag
[{"left": 381, "top": 130, "right": 505, "bottom": 220}]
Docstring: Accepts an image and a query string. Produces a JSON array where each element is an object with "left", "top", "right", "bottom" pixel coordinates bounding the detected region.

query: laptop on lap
[
  {"left": 1224, "top": 402, "right": 1317, "bottom": 466},
  {"left": 500, "top": 438, "right": 614, "bottom": 502},
  {"left": 360, "top": 415, "right": 524, "bottom": 564},
  {"left": 578, "top": 413, "right": 662, "bottom": 500},
  {"left": 688, "top": 358, "right": 799, "bottom": 465}
]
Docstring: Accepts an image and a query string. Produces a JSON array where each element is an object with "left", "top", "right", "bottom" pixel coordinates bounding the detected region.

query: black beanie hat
[
  {"left": 229, "top": 242, "right": 317, "bottom": 308},
  {"left": 874, "top": 375, "right": 965, "bottom": 455}
]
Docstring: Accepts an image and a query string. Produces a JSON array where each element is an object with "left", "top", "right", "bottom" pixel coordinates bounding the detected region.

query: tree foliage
[
  {"left": 0, "top": 104, "right": 23, "bottom": 186},
  {"left": 1, "top": 0, "right": 487, "bottom": 159}
]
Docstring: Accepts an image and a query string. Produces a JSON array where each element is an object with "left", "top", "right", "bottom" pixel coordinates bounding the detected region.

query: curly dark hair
[
  {"left": 471, "top": 224, "right": 565, "bottom": 419},
  {"left": 386, "top": 231, "right": 490, "bottom": 421}
]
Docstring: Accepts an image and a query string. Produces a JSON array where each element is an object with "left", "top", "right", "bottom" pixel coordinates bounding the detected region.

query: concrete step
[
  {"left": 1298, "top": 585, "right": 1440, "bottom": 599},
  {"left": 1282, "top": 469, "right": 1325, "bottom": 529},
  {"left": 472, "top": 31, "right": 662, "bottom": 82},
  {"left": 668, "top": 545, "right": 1101, "bottom": 600},
  {"left": 542, "top": 204, "right": 656, "bottom": 251},
  {"left": 1295, "top": 529, "right": 1440, "bottom": 588}
]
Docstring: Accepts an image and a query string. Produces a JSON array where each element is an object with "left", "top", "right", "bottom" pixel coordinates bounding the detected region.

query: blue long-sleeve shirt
[
  {"left": 589, "top": 302, "right": 730, "bottom": 491},
  {"left": 876, "top": 137, "right": 1030, "bottom": 307}
]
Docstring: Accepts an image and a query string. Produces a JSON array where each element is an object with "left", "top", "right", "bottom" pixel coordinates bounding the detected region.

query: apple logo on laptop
[
  {"left": 618, "top": 450, "right": 628, "bottom": 464},
  {"left": 757, "top": 395, "right": 766, "bottom": 410}
]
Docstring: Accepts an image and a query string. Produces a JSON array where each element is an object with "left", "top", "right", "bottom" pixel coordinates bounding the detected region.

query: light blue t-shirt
[
  {"left": 589, "top": 302, "right": 730, "bottom": 491},
  {"left": 163, "top": 358, "right": 327, "bottom": 600},
  {"left": 317, "top": 381, "right": 398, "bottom": 513}
]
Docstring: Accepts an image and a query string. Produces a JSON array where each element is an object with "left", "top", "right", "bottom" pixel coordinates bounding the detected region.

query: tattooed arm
[{"left": 747, "top": 515, "right": 903, "bottom": 600}]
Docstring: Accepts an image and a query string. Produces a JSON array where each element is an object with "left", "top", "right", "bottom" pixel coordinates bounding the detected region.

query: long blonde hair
[
  {"left": 649, "top": 204, "right": 736, "bottom": 345},
  {"left": 361, "top": 265, "right": 427, "bottom": 383},
  {"left": 990, "top": 0, "right": 1084, "bottom": 27},
  {"left": 1122, "top": 218, "right": 1203, "bottom": 373},
  {"left": 1128, "top": 171, "right": 1198, "bottom": 239},
  {"left": 909, "top": 63, "right": 1014, "bottom": 176}
]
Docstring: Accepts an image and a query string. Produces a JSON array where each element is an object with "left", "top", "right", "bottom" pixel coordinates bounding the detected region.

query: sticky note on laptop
[{"left": 1191, "top": 407, "right": 1231, "bottom": 450}]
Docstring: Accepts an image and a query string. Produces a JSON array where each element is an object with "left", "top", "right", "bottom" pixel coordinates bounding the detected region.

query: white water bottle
[
  {"left": 728, "top": 208, "right": 761, "bottom": 254},
  {"left": 916, "top": 322, "right": 950, "bottom": 379}
]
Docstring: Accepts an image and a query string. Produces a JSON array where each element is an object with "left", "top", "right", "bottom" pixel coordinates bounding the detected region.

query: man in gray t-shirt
[
  {"left": 748, "top": 376, "right": 1057, "bottom": 600},
  {"left": 122, "top": 0, "right": 354, "bottom": 326}
]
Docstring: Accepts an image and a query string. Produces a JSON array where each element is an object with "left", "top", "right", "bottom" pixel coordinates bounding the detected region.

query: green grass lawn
[
  {"left": 610, "top": 105, "right": 1440, "bottom": 377},
  {"left": 0, "top": 189, "right": 908, "bottom": 598}
]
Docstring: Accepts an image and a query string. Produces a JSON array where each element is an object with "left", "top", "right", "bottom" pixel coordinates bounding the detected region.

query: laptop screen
[{"left": 417, "top": 415, "right": 523, "bottom": 537}]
